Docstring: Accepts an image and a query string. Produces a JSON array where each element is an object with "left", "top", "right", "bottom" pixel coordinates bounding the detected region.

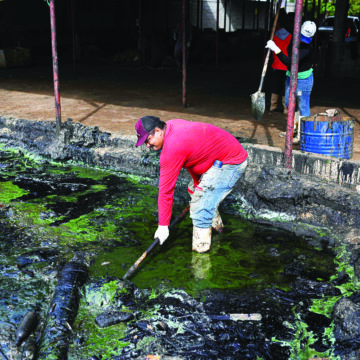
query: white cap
[{"left": 301, "top": 21, "right": 317, "bottom": 38}]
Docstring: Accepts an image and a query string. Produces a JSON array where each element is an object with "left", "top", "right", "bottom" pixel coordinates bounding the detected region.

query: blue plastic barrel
[{"left": 300, "top": 115, "right": 354, "bottom": 159}]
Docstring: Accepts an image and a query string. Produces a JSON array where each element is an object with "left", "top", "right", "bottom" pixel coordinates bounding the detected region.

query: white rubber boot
[
  {"left": 212, "top": 210, "right": 224, "bottom": 233},
  {"left": 192, "top": 226, "right": 212, "bottom": 253}
]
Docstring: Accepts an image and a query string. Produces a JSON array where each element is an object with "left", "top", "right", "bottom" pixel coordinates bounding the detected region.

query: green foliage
[
  {"left": 309, "top": 243, "right": 358, "bottom": 356},
  {"left": 349, "top": 0, "right": 360, "bottom": 15},
  {"left": 310, "top": 294, "right": 341, "bottom": 318},
  {"left": 273, "top": 243, "right": 357, "bottom": 359},
  {"left": 309, "top": 243, "right": 356, "bottom": 318},
  {"left": 303, "top": 0, "right": 360, "bottom": 17},
  {"left": 272, "top": 308, "right": 340, "bottom": 359}
]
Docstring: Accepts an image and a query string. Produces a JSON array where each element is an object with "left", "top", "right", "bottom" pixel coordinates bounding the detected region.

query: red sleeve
[{"left": 158, "top": 152, "right": 185, "bottom": 226}]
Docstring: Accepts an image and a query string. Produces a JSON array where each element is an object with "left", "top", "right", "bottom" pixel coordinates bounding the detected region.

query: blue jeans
[
  {"left": 285, "top": 73, "right": 313, "bottom": 117},
  {"left": 189, "top": 160, "right": 248, "bottom": 228}
]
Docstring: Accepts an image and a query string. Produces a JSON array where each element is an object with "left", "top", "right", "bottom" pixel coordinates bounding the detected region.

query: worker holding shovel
[
  {"left": 266, "top": 2, "right": 317, "bottom": 143},
  {"left": 135, "top": 116, "right": 248, "bottom": 253}
]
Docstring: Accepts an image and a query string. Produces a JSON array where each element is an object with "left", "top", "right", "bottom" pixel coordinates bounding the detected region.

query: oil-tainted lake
[{"left": 0, "top": 146, "right": 351, "bottom": 359}]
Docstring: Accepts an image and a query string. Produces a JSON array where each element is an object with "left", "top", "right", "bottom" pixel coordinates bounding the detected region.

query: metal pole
[
  {"left": 317, "top": 0, "right": 322, "bottom": 23},
  {"left": 242, "top": 0, "right": 246, "bottom": 29},
  {"left": 228, "top": 0, "right": 232, "bottom": 32},
  {"left": 224, "top": 0, "right": 227, "bottom": 34},
  {"left": 138, "top": 0, "right": 142, "bottom": 65},
  {"left": 264, "top": 0, "right": 270, "bottom": 59},
  {"left": 182, "top": 0, "right": 187, "bottom": 108},
  {"left": 312, "top": 0, "right": 316, "bottom": 19},
  {"left": 216, "top": 0, "right": 219, "bottom": 68},
  {"left": 284, "top": 0, "right": 304, "bottom": 168},
  {"left": 197, "top": 0, "right": 200, "bottom": 29},
  {"left": 313, "top": 0, "right": 321, "bottom": 66},
  {"left": 71, "top": 0, "right": 77, "bottom": 72},
  {"left": 49, "top": 0, "right": 61, "bottom": 135}
]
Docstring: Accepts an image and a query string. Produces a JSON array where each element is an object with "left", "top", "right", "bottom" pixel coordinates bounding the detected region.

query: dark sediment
[{"left": 36, "top": 253, "right": 88, "bottom": 360}]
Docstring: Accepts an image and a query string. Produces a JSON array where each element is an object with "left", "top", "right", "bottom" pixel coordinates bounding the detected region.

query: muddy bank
[{"left": 1, "top": 116, "right": 360, "bottom": 247}]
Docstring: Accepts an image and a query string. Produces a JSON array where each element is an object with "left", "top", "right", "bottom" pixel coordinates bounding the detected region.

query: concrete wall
[{"left": 244, "top": 143, "right": 360, "bottom": 193}]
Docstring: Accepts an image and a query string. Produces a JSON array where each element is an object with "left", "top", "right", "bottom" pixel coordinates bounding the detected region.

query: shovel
[
  {"left": 251, "top": 4, "right": 281, "bottom": 121},
  {"left": 122, "top": 204, "right": 190, "bottom": 280}
]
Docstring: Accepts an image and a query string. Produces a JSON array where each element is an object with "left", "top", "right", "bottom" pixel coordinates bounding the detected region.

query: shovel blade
[{"left": 251, "top": 91, "right": 265, "bottom": 121}]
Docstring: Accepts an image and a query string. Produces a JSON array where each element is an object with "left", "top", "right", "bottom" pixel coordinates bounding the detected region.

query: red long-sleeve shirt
[{"left": 158, "top": 119, "right": 247, "bottom": 226}]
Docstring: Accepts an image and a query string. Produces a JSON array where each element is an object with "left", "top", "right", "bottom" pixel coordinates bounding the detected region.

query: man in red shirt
[{"left": 135, "top": 116, "right": 248, "bottom": 253}]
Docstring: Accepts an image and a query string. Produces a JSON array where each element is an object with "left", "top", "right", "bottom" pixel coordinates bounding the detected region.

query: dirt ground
[{"left": 0, "top": 59, "right": 359, "bottom": 161}]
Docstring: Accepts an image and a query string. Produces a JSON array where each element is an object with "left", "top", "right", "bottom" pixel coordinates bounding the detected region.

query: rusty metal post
[
  {"left": 182, "top": 0, "right": 187, "bottom": 108},
  {"left": 138, "top": 0, "right": 142, "bottom": 65},
  {"left": 224, "top": 0, "right": 227, "bottom": 32},
  {"left": 242, "top": 0, "right": 245, "bottom": 30},
  {"left": 317, "top": 0, "right": 321, "bottom": 26},
  {"left": 312, "top": 0, "right": 316, "bottom": 19},
  {"left": 49, "top": 0, "right": 61, "bottom": 135},
  {"left": 264, "top": 0, "right": 270, "bottom": 59},
  {"left": 216, "top": 0, "right": 219, "bottom": 68},
  {"left": 228, "top": 0, "right": 232, "bottom": 32},
  {"left": 313, "top": 0, "right": 321, "bottom": 66},
  {"left": 284, "top": 0, "right": 304, "bottom": 168},
  {"left": 197, "top": 0, "right": 200, "bottom": 28},
  {"left": 71, "top": 0, "right": 77, "bottom": 72}
]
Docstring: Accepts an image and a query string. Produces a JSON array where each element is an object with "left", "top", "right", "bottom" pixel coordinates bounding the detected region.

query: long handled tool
[
  {"left": 251, "top": 3, "right": 281, "bottom": 121},
  {"left": 122, "top": 204, "right": 190, "bottom": 280}
]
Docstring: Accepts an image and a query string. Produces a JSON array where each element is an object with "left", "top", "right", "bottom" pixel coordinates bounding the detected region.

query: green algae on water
[
  {"left": 0, "top": 146, "right": 353, "bottom": 359},
  {"left": 0, "top": 181, "right": 29, "bottom": 203}
]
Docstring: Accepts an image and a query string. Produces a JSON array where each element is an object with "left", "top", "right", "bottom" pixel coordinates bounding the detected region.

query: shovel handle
[
  {"left": 122, "top": 204, "right": 190, "bottom": 280},
  {"left": 122, "top": 238, "right": 159, "bottom": 280},
  {"left": 258, "top": 3, "right": 281, "bottom": 92}
]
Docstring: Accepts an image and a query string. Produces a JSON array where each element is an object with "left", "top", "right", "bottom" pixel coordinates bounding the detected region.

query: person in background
[
  {"left": 269, "top": 20, "right": 292, "bottom": 114},
  {"left": 266, "top": 4, "right": 316, "bottom": 143},
  {"left": 135, "top": 116, "right": 248, "bottom": 253}
]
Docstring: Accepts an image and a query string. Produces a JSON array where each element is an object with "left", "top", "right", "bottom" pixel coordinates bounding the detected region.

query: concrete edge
[
  {"left": 1, "top": 116, "right": 360, "bottom": 247},
  {"left": 243, "top": 143, "right": 360, "bottom": 193}
]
